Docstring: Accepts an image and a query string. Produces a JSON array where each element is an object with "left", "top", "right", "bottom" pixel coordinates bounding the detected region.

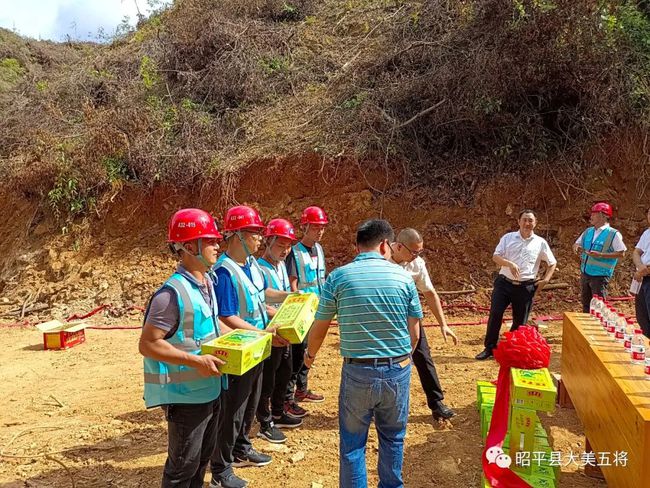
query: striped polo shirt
[{"left": 315, "top": 251, "right": 423, "bottom": 358}]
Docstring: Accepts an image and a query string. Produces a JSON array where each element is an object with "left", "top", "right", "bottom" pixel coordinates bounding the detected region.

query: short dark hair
[
  {"left": 518, "top": 209, "right": 536, "bottom": 219},
  {"left": 357, "top": 219, "right": 394, "bottom": 247}
]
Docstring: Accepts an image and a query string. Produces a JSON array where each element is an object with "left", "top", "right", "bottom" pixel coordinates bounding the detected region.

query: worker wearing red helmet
[
  {"left": 139, "top": 209, "right": 231, "bottom": 488},
  {"left": 255, "top": 219, "right": 303, "bottom": 444},
  {"left": 284, "top": 206, "right": 328, "bottom": 411},
  {"left": 209, "top": 206, "right": 291, "bottom": 488},
  {"left": 573, "top": 202, "right": 627, "bottom": 313}
]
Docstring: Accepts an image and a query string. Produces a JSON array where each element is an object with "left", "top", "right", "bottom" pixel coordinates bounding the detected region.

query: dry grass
[{"left": 0, "top": 0, "right": 649, "bottom": 218}]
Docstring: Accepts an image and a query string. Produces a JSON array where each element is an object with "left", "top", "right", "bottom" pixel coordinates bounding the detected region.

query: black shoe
[
  {"left": 475, "top": 348, "right": 494, "bottom": 361},
  {"left": 233, "top": 448, "right": 272, "bottom": 467},
  {"left": 257, "top": 422, "right": 287, "bottom": 443},
  {"left": 431, "top": 401, "right": 456, "bottom": 421},
  {"left": 273, "top": 413, "right": 303, "bottom": 429},
  {"left": 209, "top": 473, "right": 248, "bottom": 488}
]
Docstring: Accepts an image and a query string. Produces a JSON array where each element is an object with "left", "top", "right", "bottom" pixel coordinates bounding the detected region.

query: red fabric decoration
[{"left": 482, "top": 326, "right": 551, "bottom": 487}]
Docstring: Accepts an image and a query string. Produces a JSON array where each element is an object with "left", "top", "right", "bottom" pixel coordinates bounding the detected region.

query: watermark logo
[{"left": 486, "top": 446, "right": 512, "bottom": 468}]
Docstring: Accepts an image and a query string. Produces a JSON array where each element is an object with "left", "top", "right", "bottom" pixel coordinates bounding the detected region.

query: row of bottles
[{"left": 589, "top": 295, "right": 649, "bottom": 376}]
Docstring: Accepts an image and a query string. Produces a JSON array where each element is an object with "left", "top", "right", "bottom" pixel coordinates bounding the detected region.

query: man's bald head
[{"left": 397, "top": 228, "right": 423, "bottom": 246}]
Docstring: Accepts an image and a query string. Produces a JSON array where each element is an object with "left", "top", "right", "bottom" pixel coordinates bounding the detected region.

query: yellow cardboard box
[
  {"left": 267, "top": 292, "right": 319, "bottom": 344},
  {"left": 36, "top": 319, "right": 87, "bottom": 350},
  {"left": 508, "top": 406, "right": 540, "bottom": 458},
  {"left": 477, "top": 380, "right": 496, "bottom": 411},
  {"left": 201, "top": 329, "right": 272, "bottom": 376},
  {"left": 511, "top": 368, "right": 556, "bottom": 412}
]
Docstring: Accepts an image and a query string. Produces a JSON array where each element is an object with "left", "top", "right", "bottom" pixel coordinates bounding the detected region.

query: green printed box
[
  {"left": 267, "top": 292, "right": 319, "bottom": 344},
  {"left": 480, "top": 392, "right": 496, "bottom": 407},
  {"left": 511, "top": 368, "right": 557, "bottom": 412},
  {"left": 201, "top": 329, "right": 272, "bottom": 375},
  {"left": 508, "top": 406, "right": 540, "bottom": 456},
  {"left": 518, "top": 473, "right": 556, "bottom": 488},
  {"left": 514, "top": 462, "right": 556, "bottom": 481},
  {"left": 481, "top": 404, "right": 494, "bottom": 439}
]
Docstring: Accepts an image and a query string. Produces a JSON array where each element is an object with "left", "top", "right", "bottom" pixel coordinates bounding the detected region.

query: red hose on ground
[
  {"left": 2, "top": 292, "right": 632, "bottom": 331},
  {"left": 87, "top": 326, "right": 141, "bottom": 330}
]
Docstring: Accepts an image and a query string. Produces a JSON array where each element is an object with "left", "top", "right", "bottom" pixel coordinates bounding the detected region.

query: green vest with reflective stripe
[
  {"left": 293, "top": 242, "right": 326, "bottom": 296},
  {"left": 581, "top": 226, "right": 619, "bottom": 277},
  {"left": 259, "top": 257, "right": 290, "bottom": 308},
  {"left": 217, "top": 255, "right": 268, "bottom": 329},
  {"left": 143, "top": 273, "right": 224, "bottom": 408}
]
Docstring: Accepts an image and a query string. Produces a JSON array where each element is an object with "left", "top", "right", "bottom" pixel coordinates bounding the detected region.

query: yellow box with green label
[
  {"left": 519, "top": 473, "right": 556, "bottom": 488},
  {"left": 481, "top": 404, "right": 494, "bottom": 439},
  {"left": 201, "top": 329, "right": 272, "bottom": 376},
  {"left": 511, "top": 368, "right": 556, "bottom": 412},
  {"left": 267, "top": 293, "right": 319, "bottom": 344}
]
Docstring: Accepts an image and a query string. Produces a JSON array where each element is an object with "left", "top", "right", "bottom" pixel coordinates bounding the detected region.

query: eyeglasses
[{"left": 401, "top": 242, "right": 424, "bottom": 257}]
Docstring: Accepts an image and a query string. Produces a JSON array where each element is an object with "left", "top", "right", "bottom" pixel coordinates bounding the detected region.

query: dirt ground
[
  {"left": 0, "top": 296, "right": 622, "bottom": 488},
  {"left": 1, "top": 145, "right": 646, "bottom": 487}
]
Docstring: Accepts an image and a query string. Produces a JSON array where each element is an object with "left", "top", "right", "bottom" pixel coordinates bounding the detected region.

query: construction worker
[
  {"left": 256, "top": 218, "right": 303, "bottom": 444},
  {"left": 390, "top": 228, "right": 458, "bottom": 421},
  {"left": 283, "top": 206, "right": 328, "bottom": 416},
  {"left": 475, "top": 209, "right": 557, "bottom": 360},
  {"left": 139, "top": 208, "right": 229, "bottom": 488},
  {"left": 209, "top": 206, "right": 291, "bottom": 488},
  {"left": 573, "top": 202, "right": 626, "bottom": 312}
]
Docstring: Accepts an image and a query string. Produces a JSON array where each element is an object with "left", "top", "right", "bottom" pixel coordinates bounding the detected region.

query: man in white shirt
[
  {"left": 475, "top": 210, "right": 557, "bottom": 360},
  {"left": 633, "top": 207, "right": 650, "bottom": 337},
  {"left": 572, "top": 202, "right": 626, "bottom": 313},
  {"left": 390, "top": 228, "right": 459, "bottom": 421}
]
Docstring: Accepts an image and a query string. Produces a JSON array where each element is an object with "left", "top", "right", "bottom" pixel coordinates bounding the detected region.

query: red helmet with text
[
  {"left": 591, "top": 202, "right": 613, "bottom": 218},
  {"left": 223, "top": 205, "right": 265, "bottom": 232},
  {"left": 300, "top": 206, "right": 329, "bottom": 225},
  {"left": 167, "top": 208, "right": 222, "bottom": 243},
  {"left": 265, "top": 218, "right": 297, "bottom": 241}
]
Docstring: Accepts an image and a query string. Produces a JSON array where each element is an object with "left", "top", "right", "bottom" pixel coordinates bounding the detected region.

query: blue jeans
[{"left": 339, "top": 360, "right": 412, "bottom": 488}]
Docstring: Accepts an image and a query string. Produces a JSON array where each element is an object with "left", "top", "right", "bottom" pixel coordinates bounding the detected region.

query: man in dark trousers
[
  {"left": 390, "top": 228, "right": 458, "bottom": 421},
  {"left": 573, "top": 202, "right": 626, "bottom": 312},
  {"left": 475, "top": 209, "right": 557, "bottom": 360}
]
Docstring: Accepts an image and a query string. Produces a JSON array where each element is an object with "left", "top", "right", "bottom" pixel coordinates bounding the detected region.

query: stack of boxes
[{"left": 478, "top": 368, "right": 558, "bottom": 488}]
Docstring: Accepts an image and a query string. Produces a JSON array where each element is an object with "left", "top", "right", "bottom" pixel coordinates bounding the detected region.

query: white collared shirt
[
  {"left": 636, "top": 229, "right": 650, "bottom": 265},
  {"left": 574, "top": 223, "right": 626, "bottom": 252},
  {"left": 392, "top": 256, "right": 435, "bottom": 293},
  {"left": 494, "top": 231, "right": 557, "bottom": 281}
]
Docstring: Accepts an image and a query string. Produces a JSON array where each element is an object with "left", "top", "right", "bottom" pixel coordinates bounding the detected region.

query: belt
[
  {"left": 499, "top": 274, "right": 536, "bottom": 286},
  {"left": 344, "top": 354, "right": 410, "bottom": 366}
]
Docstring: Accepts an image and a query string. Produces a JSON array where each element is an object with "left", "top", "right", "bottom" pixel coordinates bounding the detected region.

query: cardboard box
[
  {"left": 267, "top": 293, "right": 319, "bottom": 344},
  {"left": 477, "top": 380, "right": 496, "bottom": 411},
  {"left": 511, "top": 368, "right": 557, "bottom": 412},
  {"left": 514, "top": 462, "right": 556, "bottom": 481},
  {"left": 518, "top": 473, "right": 556, "bottom": 488},
  {"left": 36, "top": 320, "right": 87, "bottom": 350},
  {"left": 481, "top": 404, "right": 494, "bottom": 439},
  {"left": 201, "top": 329, "right": 272, "bottom": 375},
  {"left": 480, "top": 392, "right": 496, "bottom": 407},
  {"left": 509, "top": 406, "right": 540, "bottom": 458}
]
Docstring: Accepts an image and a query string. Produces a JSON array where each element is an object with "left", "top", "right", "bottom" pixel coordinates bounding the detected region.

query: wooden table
[{"left": 562, "top": 312, "right": 650, "bottom": 487}]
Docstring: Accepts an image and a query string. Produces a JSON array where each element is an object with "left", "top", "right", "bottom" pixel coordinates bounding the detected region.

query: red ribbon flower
[{"left": 482, "top": 325, "right": 551, "bottom": 487}]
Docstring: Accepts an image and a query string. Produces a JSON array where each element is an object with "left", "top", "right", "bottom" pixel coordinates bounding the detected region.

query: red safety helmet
[
  {"left": 591, "top": 202, "right": 613, "bottom": 218},
  {"left": 167, "top": 208, "right": 222, "bottom": 243},
  {"left": 300, "top": 206, "right": 329, "bottom": 225},
  {"left": 265, "top": 218, "right": 297, "bottom": 241},
  {"left": 223, "top": 205, "right": 265, "bottom": 232}
]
